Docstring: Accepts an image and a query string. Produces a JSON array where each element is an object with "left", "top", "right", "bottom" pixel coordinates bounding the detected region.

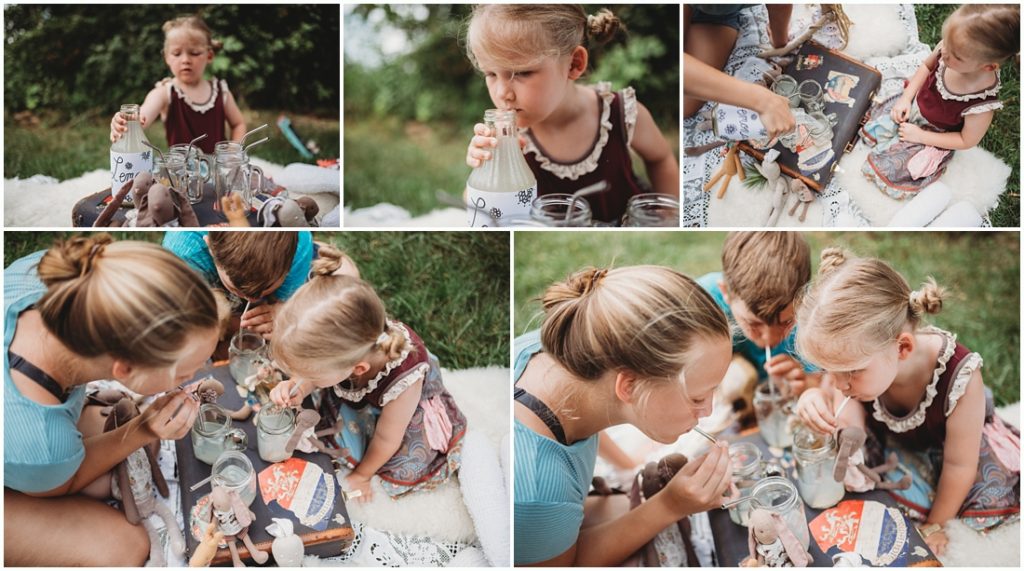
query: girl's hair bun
[
  {"left": 909, "top": 278, "right": 945, "bottom": 317},
  {"left": 587, "top": 8, "right": 623, "bottom": 45},
  {"left": 818, "top": 247, "right": 849, "bottom": 277},
  {"left": 37, "top": 234, "right": 114, "bottom": 287}
]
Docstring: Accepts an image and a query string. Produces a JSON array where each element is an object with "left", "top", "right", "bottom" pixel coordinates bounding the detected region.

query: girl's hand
[
  {"left": 344, "top": 472, "right": 373, "bottom": 503},
  {"left": 139, "top": 390, "right": 199, "bottom": 441},
  {"left": 796, "top": 388, "right": 837, "bottom": 434},
  {"left": 662, "top": 442, "right": 734, "bottom": 516},
  {"left": 110, "top": 111, "right": 148, "bottom": 143},
  {"left": 221, "top": 194, "right": 250, "bottom": 227},
  {"left": 465, "top": 124, "right": 527, "bottom": 168},
  {"left": 241, "top": 303, "right": 277, "bottom": 340},
  {"left": 899, "top": 123, "right": 927, "bottom": 144},
  {"left": 269, "top": 380, "right": 304, "bottom": 408},
  {"left": 754, "top": 91, "right": 796, "bottom": 139},
  {"left": 923, "top": 527, "right": 948, "bottom": 556},
  {"left": 890, "top": 97, "right": 913, "bottom": 123}
]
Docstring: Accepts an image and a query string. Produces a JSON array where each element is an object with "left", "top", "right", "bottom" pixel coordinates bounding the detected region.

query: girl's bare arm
[
  {"left": 630, "top": 102, "right": 679, "bottom": 197},
  {"left": 223, "top": 90, "right": 247, "bottom": 142},
  {"left": 351, "top": 378, "right": 423, "bottom": 478},
  {"left": 927, "top": 369, "right": 985, "bottom": 526}
]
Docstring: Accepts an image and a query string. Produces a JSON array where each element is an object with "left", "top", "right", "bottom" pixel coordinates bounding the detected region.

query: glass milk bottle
[
  {"left": 110, "top": 104, "right": 153, "bottom": 199},
  {"left": 466, "top": 109, "right": 537, "bottom": 227},
  {"left": 792, "top": 425, "right": 846, "bottom": 509},
  {"left": 257, "top": 405, "right": 296, "bottom": 463}
]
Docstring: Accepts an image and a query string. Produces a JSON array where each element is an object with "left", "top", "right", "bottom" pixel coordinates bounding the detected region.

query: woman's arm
[
  {"left": 630, "top": 102, "right": 679, "bottom": 197},
  {"left": 223, "top": 90, "right": 248, "bottom": 142},
  {"left": 352, "top": 378, "right": 423, "bottom": 478},
  {"left": 25, "top": 391, "right": 197, "bottom": 497},
  {"left": 924, "top": 369, "right": 985, "bottom": 553},
  {"left": 765, "top": 4, "right": 794, "bottom": 49},
  {"left": 683, "top": 54, "right": 795, "bottom": 137}
]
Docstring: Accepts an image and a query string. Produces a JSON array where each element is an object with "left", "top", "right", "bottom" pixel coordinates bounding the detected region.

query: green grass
[
  {"left": 343, "top": 116, "right": 681, "bottom": 216},
  {"left": 3, "top": 109, "right": 339, "bottom": 181},
  {"left": 514, "top": 231, "right": 1019, "bottom": 405},
  {"left": 915, "top": 4, "right": 1019, "bottom": 227},
  {"left": 5, "top": 230, "right": 509, "bottom": 369}
]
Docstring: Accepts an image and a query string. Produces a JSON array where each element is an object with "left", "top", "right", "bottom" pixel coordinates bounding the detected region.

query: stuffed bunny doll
[
  {"left": 754, "top": 151, "right": 790, "bottom": 227},
  {"left": 743, "top": 508, "right": 810, "bottom": 567},
  {"left": 787, "top": 179, "right": 815, "bottom": 222},
  {"left": 195, "top": 376, "right": 253, "bottom": 421},
  {"left": 834, "top": 426, "right": 912, "bottom": 492},
  {"left": 208, "top": 485, "right": 270, "bottom": 567},
  {"left": 104, "top": 396, "right": 185, "bottom": 567}
]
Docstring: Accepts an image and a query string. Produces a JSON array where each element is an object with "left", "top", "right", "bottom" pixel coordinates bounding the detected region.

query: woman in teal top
[
  {"left": 4, "top": 235, "right": 221, "bottom": 566},
  {"left": 514, "top": 266, "right": 737, "bottom": 566}
]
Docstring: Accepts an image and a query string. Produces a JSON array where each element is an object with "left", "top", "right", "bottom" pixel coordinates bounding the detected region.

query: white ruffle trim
[
  {"left": 934, "top": 60, "right": 1001, "bottom": 102},
  {"left": 333, "top": 320, "right": 413, "bottom": 402},
  {"left": 961, "top": 101, "right": 1004, "bottom": 116},
  {"left": 871, "top": 326, "right": 955, "bottom": 433},
  {"left": 521, "top": 82, "right": 616, "bottom": 181},
  {"left": 159, "top": 76, "right": 229, "bottom": 114},
  {"left": 944, "top": 352, "right": 984, "bottom": 417},
  {"left": 380, "top": 363, "right": 429, "bottom": 406},
  {"left": 621, "top": 86, "right": 638, "bottom": 147}
]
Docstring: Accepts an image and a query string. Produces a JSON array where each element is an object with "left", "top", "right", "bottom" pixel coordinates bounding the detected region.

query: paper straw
[
  {"left": 834, "top": 395, "right": 852, "bottom": 421},
  {"left": 765, "top": 345, "right": 776, "bottom": 397}
]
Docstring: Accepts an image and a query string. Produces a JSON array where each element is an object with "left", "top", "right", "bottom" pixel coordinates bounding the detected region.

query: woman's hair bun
[
  {"left": 541, "top": 267, "right": 607, "bottom": 310},
  {"left": 36, "top": 234, "right": 114, "bottom": 287}
]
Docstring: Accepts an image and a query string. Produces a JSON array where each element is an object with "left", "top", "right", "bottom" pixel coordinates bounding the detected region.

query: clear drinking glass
[
  {"left": 754, "top": 381, "right": 794, "bottom": 448},
  {"left": 621, "top": 194, "right": 680, "bottom": 227},
  {"left": 530, "top": 194, "right": 593, "bottom": 227},
  {"left": 168, "top": 144, "right": 211, "bottom": 204},
  {"left": 792, "top": 425, "right": 846, "bottom": 509},
  {"left": 728, "top": 442, "right": 764, "bottom": 526},
  {"left": 191, "top": 404, "right": 248, "bottom": 465},
  {"left": 257, "top": 405, "right": 296, "bottom": 463},
  {"left": 229, "top": 331, "right": 268, "bottom": 383},
  {"left": 212, "top": 450, "right": 258, "bottom": 506},
  {"left": 750, "top": 476, "right": 810, "bottom": 550}
]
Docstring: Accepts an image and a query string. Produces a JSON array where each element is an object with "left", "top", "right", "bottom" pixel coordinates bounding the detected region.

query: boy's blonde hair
[
  {"left": 466, "top": 4, "right": 623, "bottom": 70},
  {"left": 540, "top": 265, "right": 729, "bottom": 388},
  {"left": 163, "top": 15, "right": 223, "bottom": 53},
  {"left": 35, "top": 234, "right": 218, "bottom": 368},
  {"left": 943, "top": 4, "right": 1019, "bottom": 64},
  {"left": 796, "top": 248, "right": 946, "bottom": 370},
  {"left": 207, "top": 232, "right": 298, "bottom": 300},
  {"left": 273, "top": 244, "right": 410, "bottom": 375},
  {"left": 721, "top": 232, "right": 811, "bottom": 324}
]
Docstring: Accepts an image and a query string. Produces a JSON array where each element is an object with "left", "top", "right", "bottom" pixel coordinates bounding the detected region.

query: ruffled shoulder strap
[
  {"left": 945, "top": 351, "right": 984, "bottom": 417},
  {"left": 520, "top": 82, "right": 615, "bottom": 181},
  {"left": 619, "top": 85, "right": 638, "bottom": 147}
]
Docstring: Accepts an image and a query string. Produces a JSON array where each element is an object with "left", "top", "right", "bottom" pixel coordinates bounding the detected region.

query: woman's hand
[
  {"left": 139, "top": 390, "right": 199, "bottom": 441},
  {"left": 754, "top": 90, "right": 796, "bottom": 139},
  {"left": 890, "top": 96, "right": 913, "bottom": 123},
  {"left": 796, "top": 388, "right": 837, "bottom": 434},
  {"left": 465, "top": 124, "right": 527, "bottom": 168},
  {"left": 344, "top": 471, "right": 374, "bottom": 503},
  {"left": 241, "top": 303, "right": 277, "bottom": 340},
  {"left": 661, "top": 443, "right": 734, "bottom": 516},
  {"left": 269, "top": 379, "right": 305, "bottom": 408}
]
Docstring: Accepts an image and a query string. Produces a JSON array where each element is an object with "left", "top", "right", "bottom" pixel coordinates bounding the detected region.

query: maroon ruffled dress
[{"left": 158, "top": 77, "right": 229, "bottom": 155}]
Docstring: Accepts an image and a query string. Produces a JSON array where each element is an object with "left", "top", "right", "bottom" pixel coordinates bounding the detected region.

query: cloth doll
[
  {"left": 787, "top": 179, "right": 815, "bottom": 222},
  {"left": 743, "top": 508, "right": 811, "bottom": 567},
  {"left": 208, "top": 485, "right": 270, "bottom": 567},
  {"left": 195, "top": 376, "right": 253, "bottom": 421},
  {"left": 834, "top": 426, "right": 912, "bottom": 493}
]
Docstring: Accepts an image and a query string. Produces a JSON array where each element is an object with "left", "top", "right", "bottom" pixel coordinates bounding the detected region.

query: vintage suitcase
[
  {"left": 739, "top": 40, "right": 882, "bottom": 192},
  {"left": 176, "top": 364, "right": 354, "bottom": 566}
]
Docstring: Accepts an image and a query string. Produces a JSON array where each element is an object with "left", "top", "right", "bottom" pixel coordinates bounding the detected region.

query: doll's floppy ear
[
  {"left": 773, "top": 513, "right": 810, "bottom": 566},
  {"left": 231, "top": 491, "right": 252, "bottom": 528}
]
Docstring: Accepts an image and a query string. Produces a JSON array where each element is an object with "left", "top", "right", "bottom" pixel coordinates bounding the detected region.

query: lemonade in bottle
[
  {"left": 466, "top": 109, "right": 537, "bottom": 227},
  {"left": 110, "top": 103, "right": 153, "bottom": 200}
]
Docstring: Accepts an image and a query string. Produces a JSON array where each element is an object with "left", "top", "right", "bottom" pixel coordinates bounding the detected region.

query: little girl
[
  {"left": 109, "top": 15, "right": 246, "bottom": 154},
  {"left": 794, "top": 248, "right": 1019, "bottom": 557},
  {"left": 860, "top": 4, "right": 1018, "bottom": 199},
  {"left": 269, "top": 245, "right": 466, "bottom": 501},
  {"left": 464, "top": 5, "right": 679, "bottom": 223}
]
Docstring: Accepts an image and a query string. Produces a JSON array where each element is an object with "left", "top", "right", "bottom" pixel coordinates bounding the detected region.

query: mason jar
[
  {"left": 728, "top": 442, "right": 764, "bottom": 526},
  {"left": 753, "top": 381, "right": 794, "bottom": 448},
  {"left": 749, "top": 476, "right": 810, "bottom": 551},
  {"left": 212, "top": 450, "right": 258, "bottom": 506},
  {"left": 621, "top": 194, "right": 679, "bottom": 227},
  {"left": 792, "top": 425, "right": 846, "bottom": 509},
  {"left": 529, "top": 194, "right": 593, "bottom": 227},
  {"left": 191, "top": 404, "right": 248, "bottom": 465},
  {"left": 229, "top": 331, "right": 268, "bottom": 384},
  {"left": 257, "top": 405, "right": 296, "bottom": 463}
]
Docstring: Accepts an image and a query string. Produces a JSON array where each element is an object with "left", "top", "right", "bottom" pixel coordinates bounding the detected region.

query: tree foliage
[
  {"left": 4, "top": 4, "right": 339, "bottom": 115},
  {"left": 343, "top": 4, "right": 679, "bottom": 127}
]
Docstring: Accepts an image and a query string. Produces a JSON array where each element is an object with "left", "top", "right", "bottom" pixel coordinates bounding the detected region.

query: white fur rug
[
  {"left": 601, "top": 403, "right": 1021, "bottom": 566},
  {"left": 343, "top": 366, "right": 510, "bottom": 546},
  {"left": 3, "top": 158, "right": 339, "bottom": 227},
  {"left": 344, "top": 203, "right": 466, "bottom": 228}
]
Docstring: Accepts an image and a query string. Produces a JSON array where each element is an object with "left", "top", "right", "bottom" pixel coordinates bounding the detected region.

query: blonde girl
[
  {"left": 110, "top": 15, "right": 246, "bottom": 154},
  {"left": 465, "top": 5, "right": 679, "bottom": 223},
  {"left": 269, "top": 245, "right": 466, "bottom": 501},
  {"left": 861, "top": 4, "right": 1019, "bottom": 198},
  {"left": 514, "top": 266, "right": 735, "bottom": 566},
  {"left": 795, "top": 248, "right": 1019, "bottom": 556},
  {"left": 4, "top": 234, "right": 221, "bottom": 565}
]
